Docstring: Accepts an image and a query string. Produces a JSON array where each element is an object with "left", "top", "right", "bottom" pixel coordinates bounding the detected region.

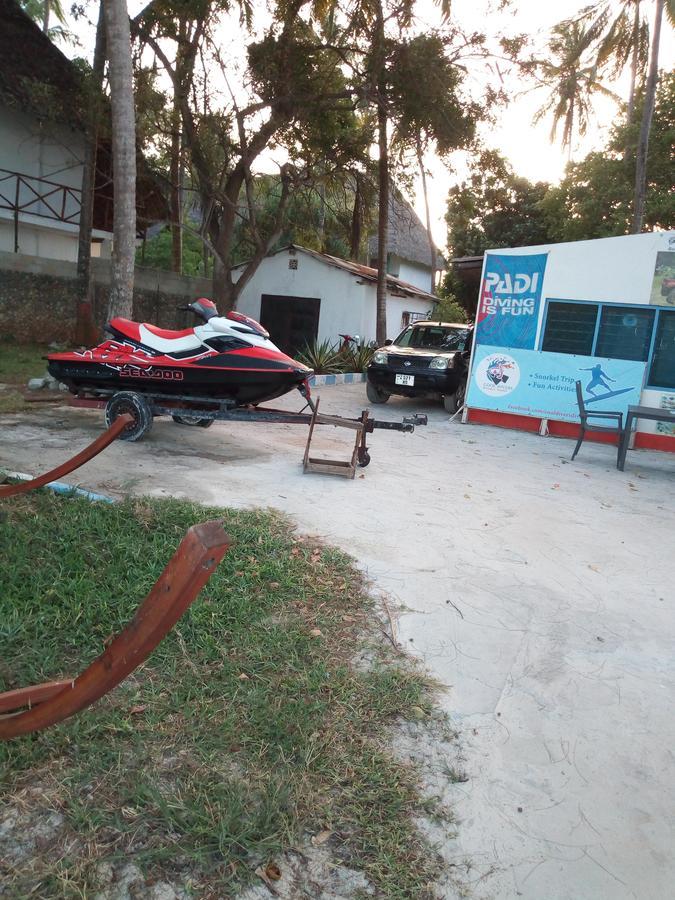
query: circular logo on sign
[{"left": 475, "top": 354, "right": 520, "bottom": 397}]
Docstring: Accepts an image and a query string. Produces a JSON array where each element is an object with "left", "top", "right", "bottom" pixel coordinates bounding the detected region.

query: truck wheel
[
  {"left": 105, "top": 392, "right": 153, "bottom": 442},
  {"left": 443, "top": 379, "right": 467, "bottom": 414},
  {"left": 366, "top": 381, "right": 389, "bottom": 404},
  {"left": 172, "top": 415, "right": 214, "bottom": 428}
]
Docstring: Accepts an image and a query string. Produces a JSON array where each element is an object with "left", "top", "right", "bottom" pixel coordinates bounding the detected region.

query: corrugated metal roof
[
  {"left": 233, "top": 245, "right": 439, "bottom": 302},
  {"left": 297, "top": 246, "right": 438, "bottom": 301}
]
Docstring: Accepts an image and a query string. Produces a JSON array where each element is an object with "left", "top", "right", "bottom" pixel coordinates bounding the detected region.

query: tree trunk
[
  {"left": 626, "top": 0, "right": 641, "bottom": 130},
  {"left": 104, "top": 0, "right": 137, "bottom": 320},
  {"left": 77, "top": 0, "right": 106, "bottom": 284},
  {"left": 349, "top": 173, "right": 362, "bottom": 260},
  {"left": 376, "top": 104, "right": 389, "bottom": 345},
  {"left": 632, "top": 0, "right": 664, "bottom": 233},
  {"left": 374, "top": 0, "right": 388, "bottom": 346},
  {"left": 170, "top": 32, "right": 185, "bottom": 274},
  {"left": 416, "top": 135, "right": 436, "bottom": 295},
  {"left": 42, "top": 0, "right": 50, "bottom": 33},
  {"left": 75, "top": 0, "right": 106, "bottom": 343},
  {"left": 170, "top": 100, "right": 183, "bottom": 273}
]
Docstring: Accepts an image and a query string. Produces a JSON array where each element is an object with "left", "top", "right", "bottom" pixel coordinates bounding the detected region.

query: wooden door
[{"left": 260, "top": 294, "right": 321, "bottom": 356}]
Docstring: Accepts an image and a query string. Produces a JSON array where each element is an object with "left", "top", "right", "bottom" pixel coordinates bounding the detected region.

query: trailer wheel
[
  {"left": 172, "top": 415, "right": 214, "bottom": 428},
  {"left": 357, "top": 447, "right": 371, "bottom": 467},
  {"left": 105, "top": 392, "right": 153, "bottom": 442}
]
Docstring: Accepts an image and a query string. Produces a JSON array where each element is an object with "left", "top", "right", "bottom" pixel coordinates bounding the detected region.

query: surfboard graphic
[{"left": 584, "top": 387, "right": 633, "bottom": 404}]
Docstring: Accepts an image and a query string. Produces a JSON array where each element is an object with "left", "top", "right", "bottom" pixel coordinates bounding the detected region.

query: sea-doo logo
[
  {"left": 475, "top": 354, "right": 520, "bottom": 397},
  {"left": 121, "top": 367, "right": 184, "bottom": 381}
]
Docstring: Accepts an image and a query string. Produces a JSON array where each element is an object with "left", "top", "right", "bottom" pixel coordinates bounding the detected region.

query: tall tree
[
  {"left": 528, "top": 19, "right": 618, "bottom": 160},
  {"left": 541, "top": 1, "right": 674, "bottom": 224},
  {"left": 540, "top": 72, "right": 675, "bottom": 241},
  {"left": 77, "top": 1, "right": 106, "bottom": 285},
  {"left": 136, "top": 1, "right": 369, "bottom": 309},
  {"left": 105, "top": 0, "right": 136, "bottom": 319},
  {"left": 19, "top": 0, "right": 70, "bottom": 41},
  {"left": 632, "top": 0, "right": 666, "bottom": 231},
  {"left": 446, "top": 150, "right": 553, "bottom": 257},
  {"left": 373, "top": 0, "right": 389, "bottom": 345},
  {"left": 572, "top": 0, "right": 650, "bottom": 131},
  {"left": 75, "top": 0, "right": 107, "bottom": 343}
]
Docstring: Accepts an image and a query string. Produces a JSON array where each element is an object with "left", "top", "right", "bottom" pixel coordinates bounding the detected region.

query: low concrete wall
[
  {"left": 309, "top": 373, "right": 367, "bottom": 386},
  {"left": 0, "top": 251, "right": 214, "bottom": 342}
]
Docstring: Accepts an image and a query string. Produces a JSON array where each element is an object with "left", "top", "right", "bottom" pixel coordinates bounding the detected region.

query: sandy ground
[{"left": 1, "top": 384, "right": 674, "bottom": 900}]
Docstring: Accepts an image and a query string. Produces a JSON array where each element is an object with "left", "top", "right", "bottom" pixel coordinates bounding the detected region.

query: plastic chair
[{"left": 571, "top": 381, "right": 624, "bottom": 461}]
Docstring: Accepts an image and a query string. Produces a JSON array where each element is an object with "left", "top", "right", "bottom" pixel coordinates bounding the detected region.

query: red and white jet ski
[{"left": 48, "top": 299, "right": 312, "bottom": 407}]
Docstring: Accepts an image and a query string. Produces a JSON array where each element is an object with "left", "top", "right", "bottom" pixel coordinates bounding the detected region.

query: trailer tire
[
  {"left": 172, "top": 415, "right": 214, "bottom": 429},
  {"left": 105, "top": 392, "right": 153, "bottom": 442}
]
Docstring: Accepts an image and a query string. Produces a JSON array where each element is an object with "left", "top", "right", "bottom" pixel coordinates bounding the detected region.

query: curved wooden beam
[
  {"left": 0, "top": 520, "right": 231, "bottom": 740},
  {"left": 0, "top": 413, "right": 134, "bottom": 498},
  {"left": 0, "top": 680, "right": 73, "bottom": 714}
]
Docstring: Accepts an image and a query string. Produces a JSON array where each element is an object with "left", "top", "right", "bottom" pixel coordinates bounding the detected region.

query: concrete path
[{"left": 2, "top": 384, "right": 674, "bottom": 899}]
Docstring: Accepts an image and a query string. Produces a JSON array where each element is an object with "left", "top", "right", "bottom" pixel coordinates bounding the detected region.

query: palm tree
[
  {"left": 104, "top": 0, "right": 137, "bottom": 319},
  {"left": 556, "top": 0, "right": 673, "bottom": 230},
  {"left": 572, "top": 0, "right": 674, "bottom": 127},
  {"left": 20, "top": 0, "right": 69, "bottom": 40},
  {"left": 531, "top": 21, "right": 619, "bottom": 161},
  {"left": 633, "top": 0, "right": 667, "bottom": 231}
]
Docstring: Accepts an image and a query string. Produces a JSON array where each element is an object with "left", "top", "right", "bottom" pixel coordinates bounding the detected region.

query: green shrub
[
  {"left": 339, "top": 341, "right": 375, "bottom": 372},
  {"left": 295, "top": 338, "right": 343, "bottom": 374}
]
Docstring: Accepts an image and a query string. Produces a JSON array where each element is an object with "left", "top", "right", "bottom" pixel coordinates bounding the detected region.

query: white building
[
  {"left": 0, "top": 0, "right": 115, "bottom": 262},
  {"left": 0, "top": 1, "right": 164, "bottom": 265},
  {"left": 234, "top": 245, "right": 438, "bottom": 353}
]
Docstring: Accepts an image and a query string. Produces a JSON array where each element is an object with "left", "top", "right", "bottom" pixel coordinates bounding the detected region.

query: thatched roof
[
  {"left": 0, "top": 0, "right": 86, "bottom": 126},
  {"left": 368, "top": 193, "right": 444, "bottom": 270}
]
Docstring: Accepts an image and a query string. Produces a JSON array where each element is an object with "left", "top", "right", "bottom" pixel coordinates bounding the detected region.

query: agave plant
[
  {"left": 295, "top": 338, "right": 343, "bottom": 374},
  {"left": 339, "top": 341, "right": 375, "bottom": 373}
]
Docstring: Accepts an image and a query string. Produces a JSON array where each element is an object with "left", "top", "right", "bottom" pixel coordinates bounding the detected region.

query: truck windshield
[{"left": 394, "top": 326, "right": 469, "bottom": 351}]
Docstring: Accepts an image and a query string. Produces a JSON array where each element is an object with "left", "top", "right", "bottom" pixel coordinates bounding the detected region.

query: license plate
[{"left": 395, "top": 374, "right": 415, "bottom": 386}]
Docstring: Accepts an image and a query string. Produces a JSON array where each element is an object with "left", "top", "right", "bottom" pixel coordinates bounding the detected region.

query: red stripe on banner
[
  {"left": 546, "top": 419, "right": 619, "bottom": 445},
  {"left": 466, "top": 408, "right": 542, "bottom": 433},
  {"left": 634, "top": 432, "right": 675, "bottom": 452},
  {"left": 466, "top": 409, "right": 675, "bottom": 453}
]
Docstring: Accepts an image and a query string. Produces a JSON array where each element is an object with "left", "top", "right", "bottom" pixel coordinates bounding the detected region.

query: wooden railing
[{"left": 0, "top": 167, "right": 82, "bottom": 251}]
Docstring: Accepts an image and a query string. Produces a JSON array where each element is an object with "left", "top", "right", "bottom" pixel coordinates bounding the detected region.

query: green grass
[
  {"left": 0, "top": 341, "right": 51, "bottom": 386},
  {"left": 0, "top": 493, "right": 443, "bottom": 898}
]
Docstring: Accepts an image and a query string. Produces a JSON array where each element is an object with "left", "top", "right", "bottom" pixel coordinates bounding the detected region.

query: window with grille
[
  {"left": 595, "top": 306, "right": 655, "bottom": 361},
  {"left": 648, "top": 311, "right": 675, "bottom": 389},
  {"left": 542, "top": 301, "right": 598, "bottom": 355}
]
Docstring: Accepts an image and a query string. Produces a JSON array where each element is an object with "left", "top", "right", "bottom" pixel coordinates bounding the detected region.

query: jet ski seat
[{"left": 143, "top": 323, "right": 195, "bottom": 340}]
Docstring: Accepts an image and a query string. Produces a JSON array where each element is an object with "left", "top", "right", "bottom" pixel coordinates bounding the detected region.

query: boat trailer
[{"left": 72, "top": 385, "right": 428, "bottom": 478}]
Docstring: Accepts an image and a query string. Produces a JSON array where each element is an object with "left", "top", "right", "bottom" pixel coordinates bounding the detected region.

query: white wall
[
  {"left": 0, "top": 105, "right": 88, "bottom": 262},
  {"left": 0, "top": 214, "right": 82, "bottom": 261},
  {"left": 396, "top": 257, "right": 433, "bottom": 293},
  {"left": 483, "top": 231, "right": 675, "bottom": 437},
  {"left": 359, "top": 291, "right": 435, "bottom": 342},
  {"left": 234, "top": 248, "right": 435, "bottom": 344}
]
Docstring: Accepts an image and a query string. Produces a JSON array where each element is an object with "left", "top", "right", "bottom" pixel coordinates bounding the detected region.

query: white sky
[{"left": 64, "top": 0, "right": 674, "bottom": 248}]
